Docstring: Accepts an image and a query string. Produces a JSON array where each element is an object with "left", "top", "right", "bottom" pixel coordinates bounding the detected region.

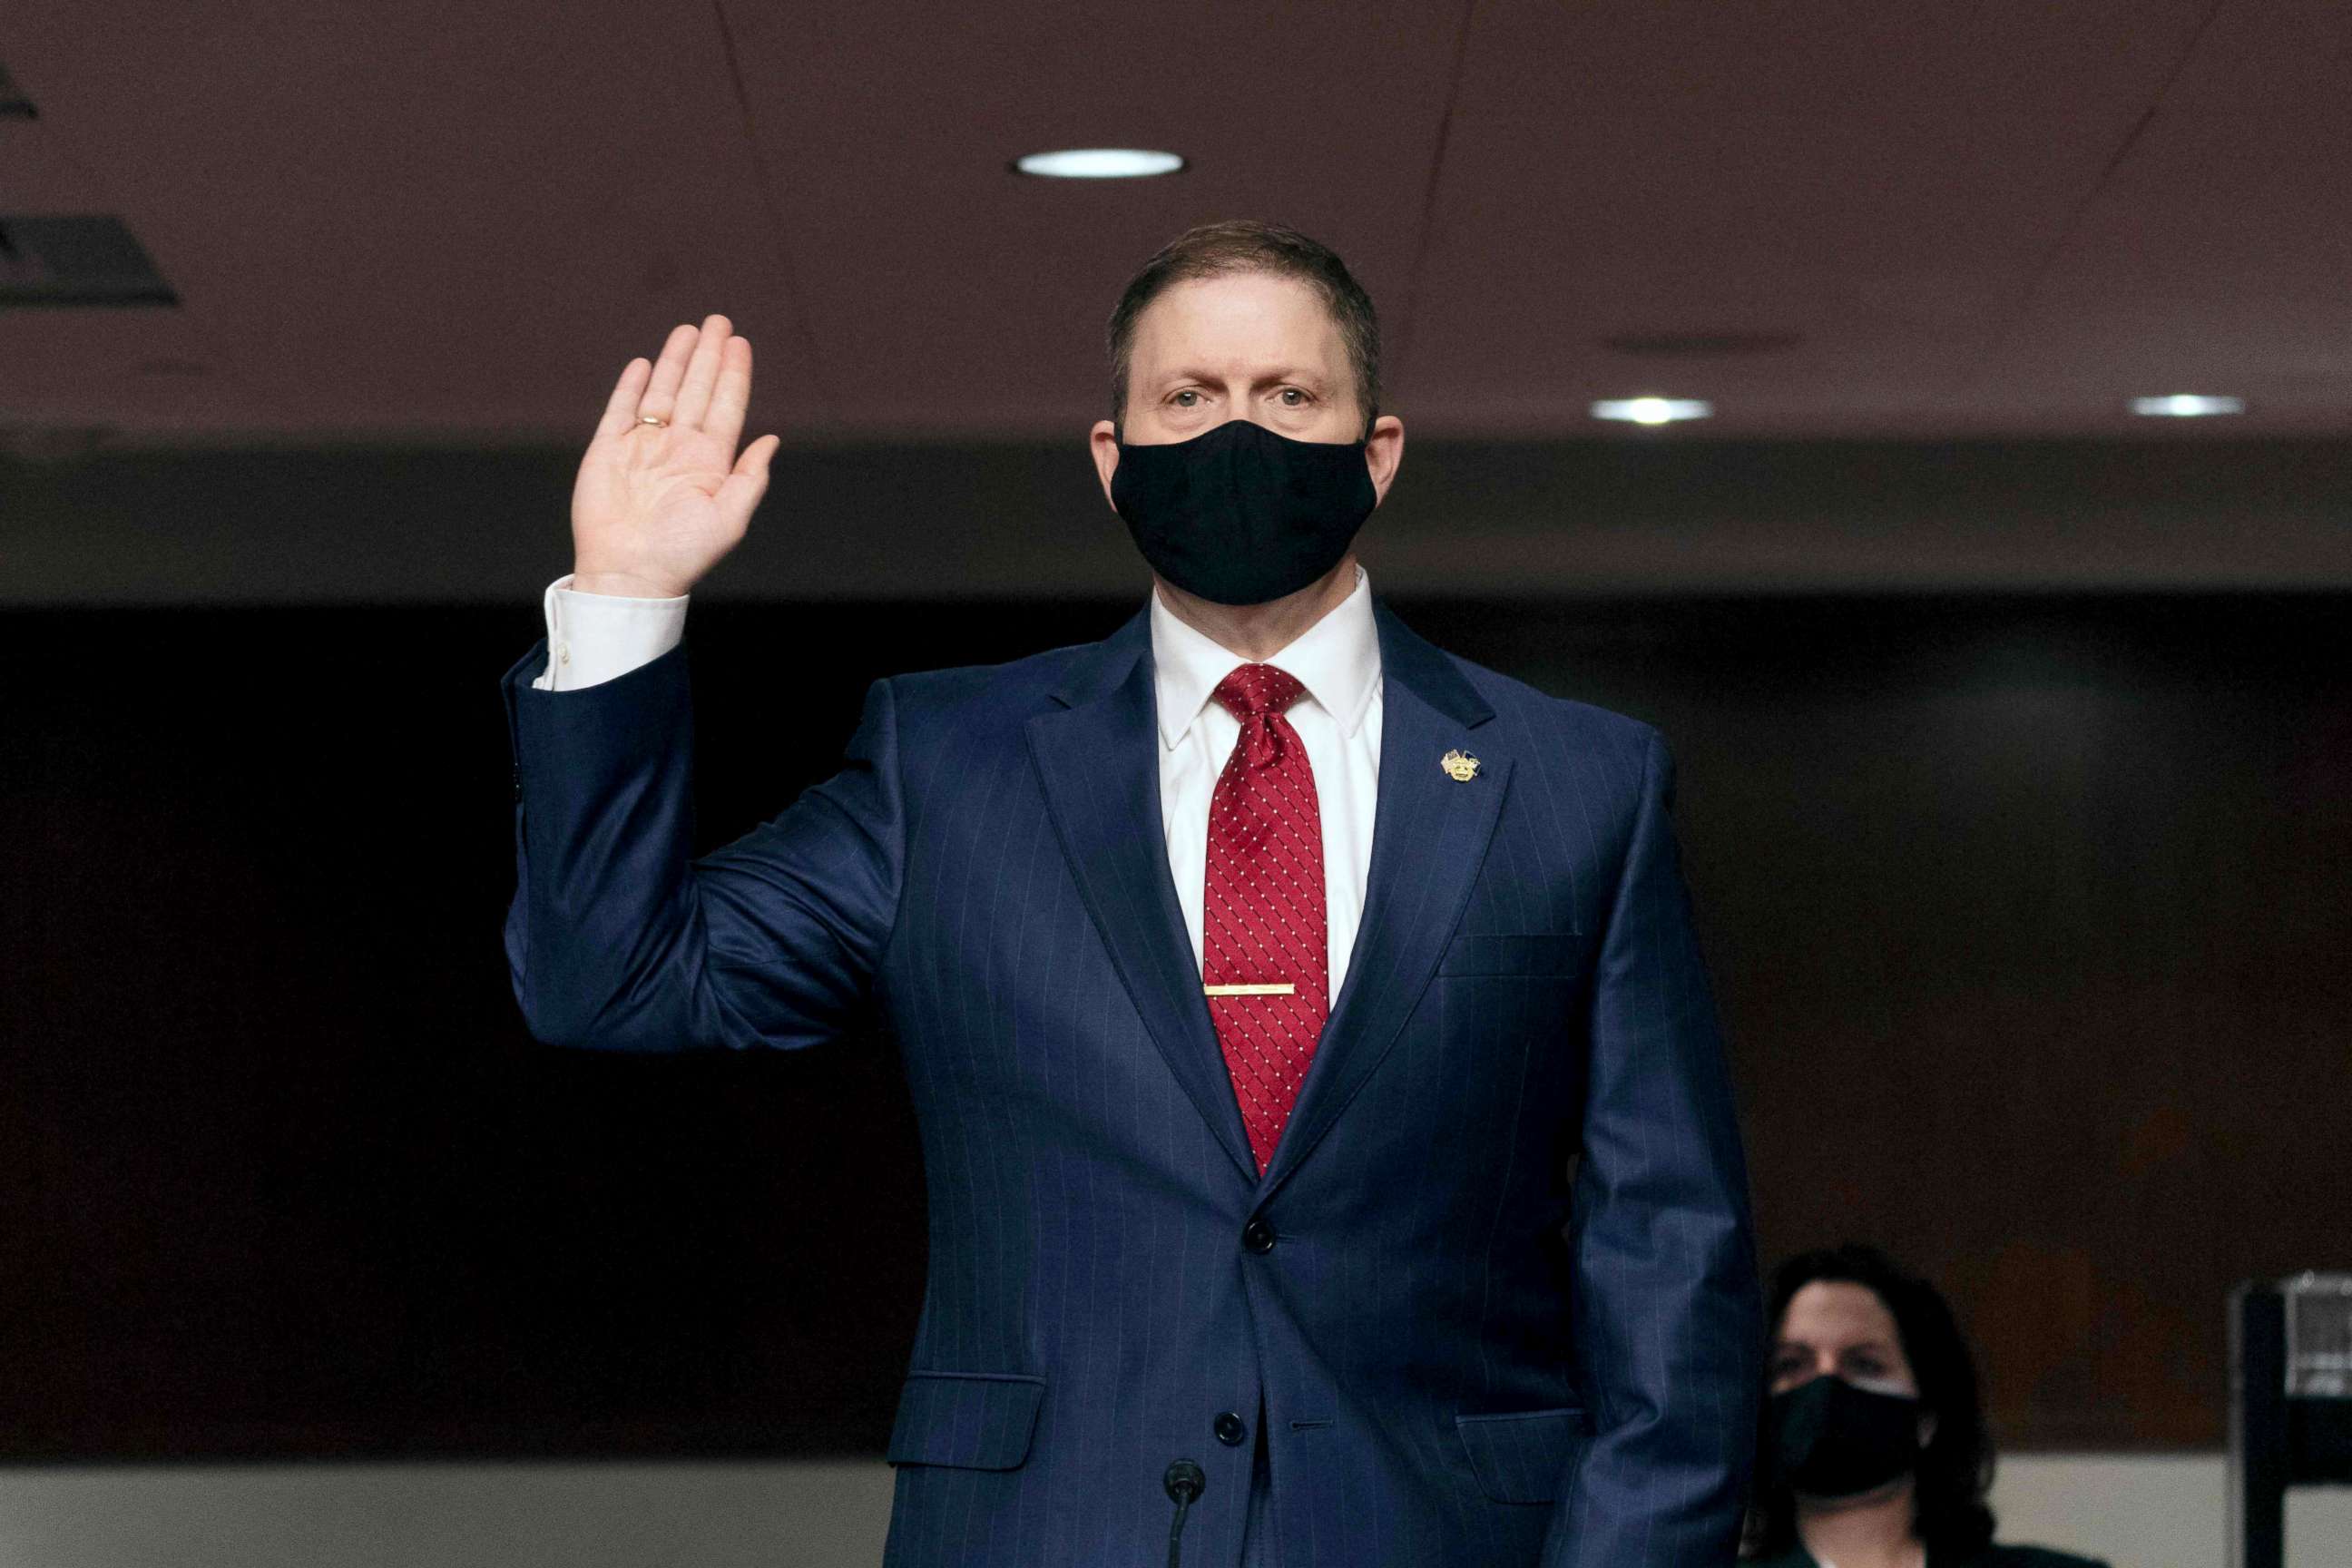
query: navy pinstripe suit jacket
[{"left": 501, "top": 599, "right": 1762, "bottom": 1567}]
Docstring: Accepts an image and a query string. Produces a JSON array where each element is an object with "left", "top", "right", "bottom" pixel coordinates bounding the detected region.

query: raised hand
[{"left": 569, "top": 313, "right": 781, "bottom": 598}]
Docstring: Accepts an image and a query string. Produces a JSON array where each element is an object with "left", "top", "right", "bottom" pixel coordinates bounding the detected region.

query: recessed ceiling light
[
  {"left": 2130, "top": 394, "right": 2245, "bottom": 417},
  {"left": 1591, "top": 397, "right": 1713, "bottom": 426},
  {"left": 1013, "top": 148, "right": 1186, "bottom": 179}
]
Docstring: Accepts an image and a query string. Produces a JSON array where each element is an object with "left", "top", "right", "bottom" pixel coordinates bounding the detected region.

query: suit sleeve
[
  {"left": 1543, "top": 725, "right": 1763, "bottom": 1568},
  {"left": 500, "top": 632, "right": 906, "bottom": 1052}
]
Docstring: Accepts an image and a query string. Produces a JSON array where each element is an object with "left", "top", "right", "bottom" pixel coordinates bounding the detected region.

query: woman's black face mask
[
  {"left": 1111, "top": 416, "right": 1377, "bottom": 607},
  {"left": 1765, "top": 1374, "right": 1925, "bottom": 1499}
]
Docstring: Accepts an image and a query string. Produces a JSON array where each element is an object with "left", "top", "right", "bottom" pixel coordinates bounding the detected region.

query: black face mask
[
  {"left": 1766, "top": 1375, "right": 1924, "bottom": 1499},
  {"left": 1111, "top": 416, "right": 1377, "bottom": 607}
]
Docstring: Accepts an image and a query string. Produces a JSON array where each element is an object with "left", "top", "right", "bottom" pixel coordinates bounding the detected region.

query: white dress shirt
[{"left": 530, "top": 565, "right": 1384, "bottom": 995}]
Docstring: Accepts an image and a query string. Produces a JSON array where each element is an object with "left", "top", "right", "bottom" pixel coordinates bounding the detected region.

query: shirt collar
[{"left": 1148, "top": 564, "right": 1381, "bottom": 750}]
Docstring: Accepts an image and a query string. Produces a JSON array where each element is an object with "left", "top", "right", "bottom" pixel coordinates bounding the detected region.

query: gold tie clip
[{"left": 1203, "top": 982, "right": 1296, "bottom": 996}]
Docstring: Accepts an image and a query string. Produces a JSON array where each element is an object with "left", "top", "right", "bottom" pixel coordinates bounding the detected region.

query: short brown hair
[{"left": 1106, "top": 220, "right": 1381, "bottom": 436}]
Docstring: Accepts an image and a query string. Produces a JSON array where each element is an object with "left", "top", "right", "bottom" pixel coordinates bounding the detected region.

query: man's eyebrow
[{"left": 1153, "top": 365, "right": 1333, "bottom": 387}]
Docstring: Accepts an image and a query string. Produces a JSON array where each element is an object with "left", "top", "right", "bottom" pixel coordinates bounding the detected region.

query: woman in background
[{"left": 1743, "top": 1243, "right": 2107, "bottom": 1568}]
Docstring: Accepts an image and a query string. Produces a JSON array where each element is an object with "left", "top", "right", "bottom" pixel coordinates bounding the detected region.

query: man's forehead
[{"left": 1131, "top": 272, "right": 1346, "bottom": 367}]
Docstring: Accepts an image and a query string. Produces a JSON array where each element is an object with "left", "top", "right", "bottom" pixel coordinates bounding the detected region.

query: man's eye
[
  {"left": 1278, "top": 388, "right": 1309, "bottom": 406},
  {"left": 1171, "top": 390, "right": 1200, "bottom": 407}
]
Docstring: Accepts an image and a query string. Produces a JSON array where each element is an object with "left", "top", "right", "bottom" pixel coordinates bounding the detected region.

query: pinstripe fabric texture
[{"left": 501, "top": 602, "right": 1762, "bottom": 1567}]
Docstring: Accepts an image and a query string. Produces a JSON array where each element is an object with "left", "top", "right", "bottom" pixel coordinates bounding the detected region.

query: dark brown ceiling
[{"left": 4, "top": 0, "right": 2348, "bottom": 451}]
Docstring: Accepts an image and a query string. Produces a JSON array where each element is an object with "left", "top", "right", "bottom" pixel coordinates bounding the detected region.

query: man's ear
[
  {"left": 1365, "top": 413, "right": 1405, "bottom": 505},
  {"left": 1089, "top": 418, "right": 1121, "bottom": 510}
]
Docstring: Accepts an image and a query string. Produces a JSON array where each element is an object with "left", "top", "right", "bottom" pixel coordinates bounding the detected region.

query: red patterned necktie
[{"left": 1202, "top": 662, "right": 1329, "bottom": 1175}]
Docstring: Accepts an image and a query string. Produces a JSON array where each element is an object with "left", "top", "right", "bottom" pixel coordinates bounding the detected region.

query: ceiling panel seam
[
  {"left": 712, "top": 0, "right": 833, "bottom": 426},
  {"left": 1390, "top": 0, "right": 1483, "bottom": 402},
  {"left": 1959, "top": 0, "right": 2233, "bottom": 389}
]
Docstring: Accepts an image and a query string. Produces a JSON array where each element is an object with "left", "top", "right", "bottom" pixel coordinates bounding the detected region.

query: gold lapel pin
[{"left": 1440, "top": 749, "right": 1481, "bottom": 782}]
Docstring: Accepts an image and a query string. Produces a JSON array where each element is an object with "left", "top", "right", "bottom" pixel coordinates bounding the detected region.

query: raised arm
[{"left": 500, "top": 318, "right": 903, "bottom": 1053}]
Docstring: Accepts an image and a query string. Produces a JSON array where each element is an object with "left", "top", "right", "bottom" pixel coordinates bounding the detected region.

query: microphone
[{"left": 1161, "top": 1458, "right": 1206, "bottom": 1568}]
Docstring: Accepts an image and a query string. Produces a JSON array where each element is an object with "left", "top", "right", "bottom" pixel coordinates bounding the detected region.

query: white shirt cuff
[{"left": 530, "top": 573, "right": 690, "bottom": 691}]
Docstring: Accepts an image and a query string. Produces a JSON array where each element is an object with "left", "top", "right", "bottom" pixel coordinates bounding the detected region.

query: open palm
[{"left": 569, "top": 313, "right": 781, "bottom": 598}]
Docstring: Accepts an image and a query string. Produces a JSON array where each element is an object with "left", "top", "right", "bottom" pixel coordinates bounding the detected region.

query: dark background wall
[
  {"left": 7, "top": 437, "right": 2352, "bottom": 604},
  {"left": 5, "top": 585, "right": 2344, "bottom": 1460}
]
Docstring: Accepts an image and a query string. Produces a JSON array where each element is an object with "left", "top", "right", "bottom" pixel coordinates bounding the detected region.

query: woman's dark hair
[{"left": 1743, "top": 1243, "right": 1997, "bottom": 1557}]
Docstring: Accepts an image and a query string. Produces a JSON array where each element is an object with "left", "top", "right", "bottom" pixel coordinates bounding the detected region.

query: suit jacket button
[
  {"left": 1242, "top": 1218, "right": 1277, "bottom": 1254},
  {"left": 1213, "top": 1411, "right": 1247, "bottom": 1446}
]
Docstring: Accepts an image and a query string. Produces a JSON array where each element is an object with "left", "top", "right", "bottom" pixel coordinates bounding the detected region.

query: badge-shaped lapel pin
[{"left": 1440, "top": 749, "right": 1481, "bottom": 782}]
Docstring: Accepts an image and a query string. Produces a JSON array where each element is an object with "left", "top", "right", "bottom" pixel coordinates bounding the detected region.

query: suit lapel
[
  {"left": 1026, "top": 611, "right": 1261, "bottom": 1185},
  {"left": 1257, "top": 602, "right": 1510, "bottom": 1199}
]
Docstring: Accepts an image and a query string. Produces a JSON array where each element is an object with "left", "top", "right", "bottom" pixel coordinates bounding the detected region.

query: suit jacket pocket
[
  {"left": 885, "top": 1370, "right": 1047, "bottom": 1470},
  {"left": 1437, "top": 931, "right": 1583, "bottom": 978},
  {"left": 1454, "top": 1405, "right": 1591, "bottom": 1504}
]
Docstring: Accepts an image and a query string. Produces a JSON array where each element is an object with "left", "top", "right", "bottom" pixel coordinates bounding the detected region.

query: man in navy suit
[{"left": 503, "top": 220, "right": 1761, "bottom": 1566}]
